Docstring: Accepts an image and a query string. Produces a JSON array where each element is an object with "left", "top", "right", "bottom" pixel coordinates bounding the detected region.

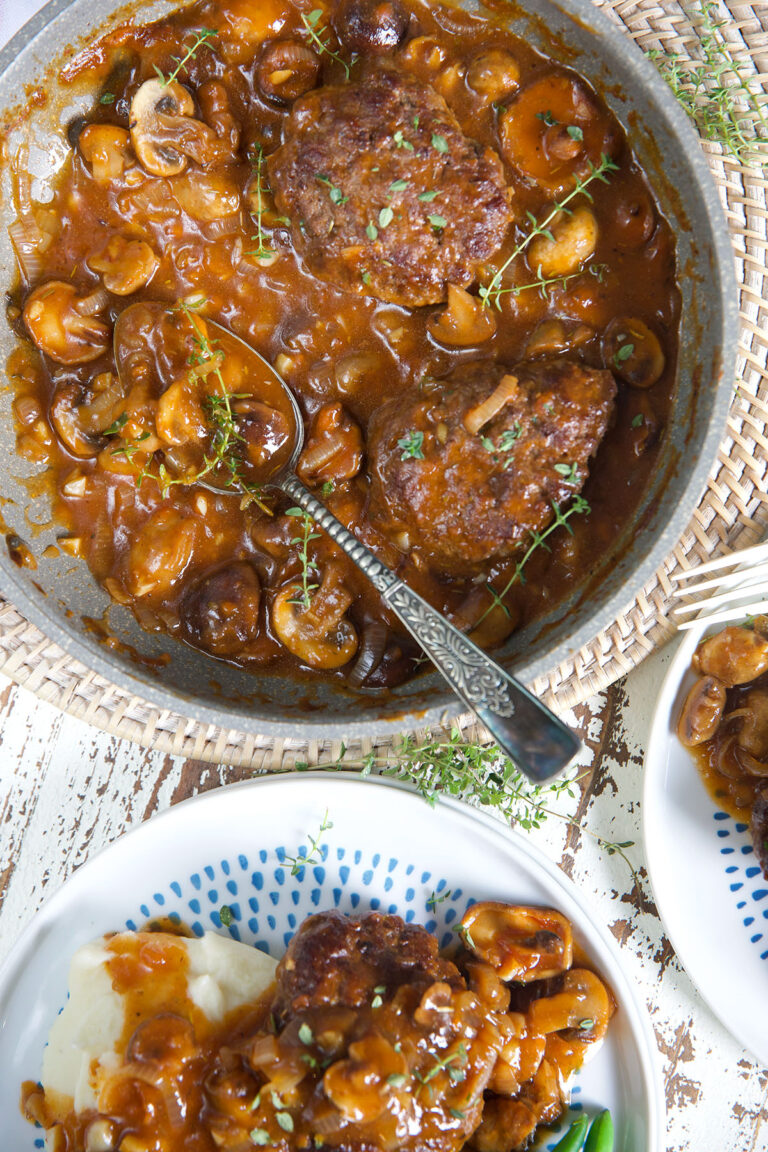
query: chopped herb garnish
[
  {"left": 299, "top": 1023, "right": 314, "bottom": 1045},
  {"left": 321, "top": 479, "right": 334, "bottom": 496},
  {"left": 418, "top": 189, "right": 439, "bottom": 202},
  {"left": 397, "top": 430, "right": 425, "bottom": 460},
  {"left": 276, "top": 1113, "right": 294, "bottom": 1133},
  {"left": 554, "top": 462, "right": 580, "bottom": 484},
  {"left": 449, "top": 1108, "right": 466, "bottom": 1120},
  {"left": 361, "top": 269, "right": 371, "bottom": 285},
  {"left": 613, "top": 341, "right": 634, "bottom": 368},
  {"left": 431, "top": 132, "right": 449, "bottom": 153},
  {"left": 631, "top": 413, "right": 644, "bottom": 428},
  {"left": 103, "top": 413, "right": 128, "bottom": 437},
  {"left": 428, "top": 214, "right": 447, "bottom": 230},
  {"left": 566, "top": 124, "right": 584, "bottom": 141},
  {"left": 536, "top": 109, "right": 558, "bottom": 126},
  {"left": 388, "top": 1072, "right": 408, "bottom": 1088},
  {"left": 393, "top": 129, "right": 414, "bottom": 151},
  {"left": 379, "top": 206, "right": 394, "bottom": 228},
  {"left": 578, "top": 1017, "right": 595, "bottom": 1030},
  {"left": 99, "top": 91, "right": 116, "bottom": 105},
  {"left": 389, "top": 179, "right": 409, "bottom": 193},
  {"left": 250, "top": 1130, "right": 270, "bottom": 1146},
  {"left": 413, "top": 114, "right": 420, "bottom": 128},
  {"left": 366, "top": 221, "right": 378, "bottom": 241},
  {"left": 219, "top": 904, "right": 234, "bottom": 926},
  {"left": 371, "top": 994, "right": 384, "bottom": 1008}
]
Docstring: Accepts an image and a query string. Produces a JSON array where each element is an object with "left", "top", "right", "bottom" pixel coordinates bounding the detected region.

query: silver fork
[{"left": 671, "top": 541, "right": 768, "bottom": 629}]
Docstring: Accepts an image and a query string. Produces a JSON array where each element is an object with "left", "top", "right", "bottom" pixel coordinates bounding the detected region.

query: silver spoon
[{"left": 114, "top": 302, "right": 582, "bottom": 782}]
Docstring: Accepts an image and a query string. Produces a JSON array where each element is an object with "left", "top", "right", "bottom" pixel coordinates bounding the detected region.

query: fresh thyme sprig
[
  {"left": 248, "top": 145, "right": 277, "bottom": 264},
  {"left": 647, "top": 0, "right": 767, "bottom": 165},
  {"left": 286, "top": 507, "right": 320, "bottom": 609},
  {"left": 487, "top": 267, "right": 582, "bottom": 304},
  {"left": 301, "top": 9, "right": 351, "bottom": 79},
  {"left": 478, "top": 495, "right": 590, "bottom": 625},
  {"left": 280, "top": 810, "right": 334, "bottom": 875},
  {"left": 480, "top": 154, "right": 618, "bottom": 310},
  {"left": 153, "top": 28, "right": 218, "bottom": 88},
  {"left": 305, "top": 732, "right": 636, "bottom": 883}
]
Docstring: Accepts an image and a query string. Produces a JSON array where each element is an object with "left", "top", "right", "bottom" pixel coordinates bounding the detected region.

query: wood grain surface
[{"left": 1, "top": 644, "right": 766, "bottom": 1151}]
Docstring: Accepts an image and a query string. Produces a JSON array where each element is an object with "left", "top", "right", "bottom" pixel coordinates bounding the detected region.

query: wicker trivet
[{"left": 0, "top": 0, "right": 765, "bottom": 767}]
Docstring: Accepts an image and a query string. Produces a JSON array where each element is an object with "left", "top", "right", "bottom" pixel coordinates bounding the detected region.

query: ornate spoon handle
[{"left": 282, "top": 475, "right": 581, "bottom": 782}]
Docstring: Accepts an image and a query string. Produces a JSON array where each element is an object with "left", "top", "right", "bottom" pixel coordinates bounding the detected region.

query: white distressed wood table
[{"left": 1, "top": 2, "right": 765, "bottom": 1149}]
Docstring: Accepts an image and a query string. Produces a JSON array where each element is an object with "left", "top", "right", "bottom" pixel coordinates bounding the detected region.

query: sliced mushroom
[
  {"left": 527, "top": 205, "right": 598, "bottom": 279},
  {"left": 78, "top": 124, "right": 132, "bottom": 184},
  {"left": 460, "top": 902, "right": 573, "bottom": 982},
  {"left": 676, "top": 675, "right": 727, "bottom": 747},
  {"left": 172, "top": 171, "right": 242, "bottom": 222},
  {"left": 499, "top": 73, "right": 617, "bottom": 196},
  {"left": 180, "top": 563, "right": 262, "bottom": 657},
  {"left": 272, "top": 564, "right": 358, "bottom": 668},
  {"left": 24, "top": 281, "right": 110, "bottom": 365},
  {"left": 88, "top": 236, "right": 159, "bottom": 295},
  {"left": 324, "top": 1033, "right": 408, "bottom": 1122},
  {"left": 256, "top": 39, "right": 321, "bottom": 101},
  {"left": 130, "top": 79, "right": 232, "bottom": 177},
  {"left": 428, "top": 285, "right": 497, "bottom": 348},
  {"left": 693, "top": 625, "right": 768, "bottom": 687},
  {"left": 130, "top": 79, "right": 195, "bottom": 176},
  {"left": 734, "top": 689, "right": 768, "bottom": 759},
  {"left": 297, "top": 402, "right": 363, "bottom": 485},
  {"left": 467, "top": 49, "right": 520, "bottom": 104},
  {"left": 155, "top": 377, "right": 208, "bottom": 446},
  {"left": 126, "top": 507, "right": 200, "bottom": 598},
  {"left": 527, "top": 968, "right": 613, "bottom": 1043},
  {"left": 525, "top": 318, "right": 593, "bottom": 358},
  {"left": 603, "top": 316, "right": 665, "bottom": 389},
  {"left": 197, "top": 80, "right": 241, "bottom": 153}
]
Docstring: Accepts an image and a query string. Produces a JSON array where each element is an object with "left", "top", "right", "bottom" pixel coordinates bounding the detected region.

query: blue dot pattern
[{"left": 714, "top": 810, "right": 768, "bottom": 962}]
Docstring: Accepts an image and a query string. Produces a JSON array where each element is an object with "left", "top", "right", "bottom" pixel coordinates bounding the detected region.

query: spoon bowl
[{"left": 112, "top": 301, "right": 581, "bottom": 782}]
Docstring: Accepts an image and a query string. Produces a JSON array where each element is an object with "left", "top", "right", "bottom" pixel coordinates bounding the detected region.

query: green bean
[
  {"left": 584, "top": 1110, "right": 614, "bottom": 1152},
  {"left": 551, "top": 1114, "right": 589, "bottom": 1152}
]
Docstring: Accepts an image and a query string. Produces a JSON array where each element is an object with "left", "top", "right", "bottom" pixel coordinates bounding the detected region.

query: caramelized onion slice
[{"left": 463, "top": 374, "right": 519, "bottom": 435}]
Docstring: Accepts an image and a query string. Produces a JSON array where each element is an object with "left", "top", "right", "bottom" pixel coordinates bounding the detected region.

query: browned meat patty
[
  {"left": 267, "top": 66, "right": 512, "bottom": 306},
  {"left": 274, "top": 909, "right": 461, "bottom": 1019},
  {"left": 367, "top": 358, "right": 617, "bottom": 571}
]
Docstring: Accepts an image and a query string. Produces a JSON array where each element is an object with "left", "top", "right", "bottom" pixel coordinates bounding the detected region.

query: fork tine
[
  {"left": 677, "top": 598, "right": 768, "bottom": 630},
  {"left": 674, "top": 578, "right": 768, "bottom": 615},
  {"left": 671, "top": 541, "right": 768, "bottom": 582},
  {"left": 671, "top": 560, "right": 768, "bottom": 600}
]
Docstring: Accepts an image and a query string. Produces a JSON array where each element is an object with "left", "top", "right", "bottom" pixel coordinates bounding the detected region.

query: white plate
[
  {"left": 644, "top": 625, "right": 768, "bottom": 1065},
  {"left": 0, "top": 774, "right": 662, "bottom": 1149}
]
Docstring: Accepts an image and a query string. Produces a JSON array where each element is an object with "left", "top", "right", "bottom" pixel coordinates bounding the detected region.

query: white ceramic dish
[
  {"left": 644, "top": 622, "right": 768, "bottom": 1066},
  {"left": 0, "top": 774, "right": 663, "bottom": 1149}
]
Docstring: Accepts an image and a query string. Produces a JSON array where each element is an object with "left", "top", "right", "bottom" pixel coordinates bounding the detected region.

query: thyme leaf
[{"left": 154, "top": 27, "right": 218, "bottom": 88}]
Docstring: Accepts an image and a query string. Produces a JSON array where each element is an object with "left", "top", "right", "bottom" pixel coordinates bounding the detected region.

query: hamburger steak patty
[
  {"left": 274, "top": 909, "right": 462, "bottom": 1020},
  {"left": 268, "top": 66, "right": 513, "bottom": 306},
  {"left": 367, "top": 358, "right": 617, "bottom": 571}
]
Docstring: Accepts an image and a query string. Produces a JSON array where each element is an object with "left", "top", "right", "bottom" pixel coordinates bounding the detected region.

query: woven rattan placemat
[{"left": 0, "top": 0, "right": 765, "bottom": 767}]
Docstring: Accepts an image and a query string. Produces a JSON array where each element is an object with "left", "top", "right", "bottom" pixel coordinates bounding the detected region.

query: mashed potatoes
[{"left": 36, "top": 930, "right": 277, "bottom": 1123}]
